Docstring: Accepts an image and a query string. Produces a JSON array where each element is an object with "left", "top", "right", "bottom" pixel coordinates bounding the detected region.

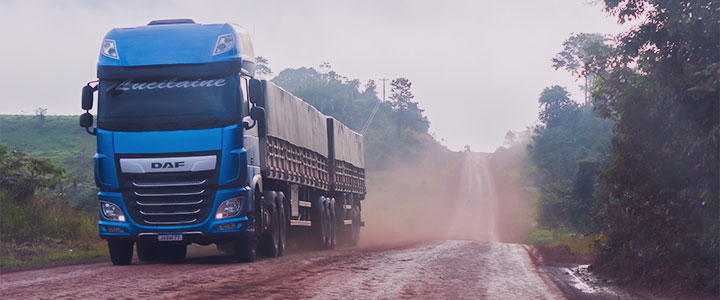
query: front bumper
[{"left": 98, "top": 186, "right": 252, "bottom": 243}]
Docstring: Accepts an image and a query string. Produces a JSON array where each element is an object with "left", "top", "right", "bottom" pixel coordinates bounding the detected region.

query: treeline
[
  {"left": 270, "top": 64, "right": 435, "bottom": 167},
  {"left": 529, "top": 0, "right": 718, "bottom": 291}
]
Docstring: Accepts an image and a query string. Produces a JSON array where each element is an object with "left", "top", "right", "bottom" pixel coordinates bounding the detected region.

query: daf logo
[
  {"left": 151, "top": 162, "right": 185, "bottom": 169},
  {"left": 120, "top": 155, "right": 216, "bottom": 174}
]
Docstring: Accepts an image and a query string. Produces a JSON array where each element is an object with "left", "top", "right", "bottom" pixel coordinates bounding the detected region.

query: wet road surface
[{"left": 1, "top": 240, "right": 564, "bottom": 299}]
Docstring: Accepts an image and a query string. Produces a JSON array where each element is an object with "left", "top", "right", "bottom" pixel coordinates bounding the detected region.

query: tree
[
  {"left": 388, "top": 78, "right": 428, "bottom": 137},
  {"left": 388, "top": 78, "right": 414, "bottom": 110},
  {"left": 255, "top": 56, "right": 272, "bottom": 78},
  {"left": 0, "top": 144, "right": 65, "bottom": 202},
  {"left": 587, "top": 0, "right": 719, "bottom": 291},
  {"left": 538, "top": 85, "right": 578, "bottom": 127},
  {"left": 552, "top": 33, "right": 611, "bottom": 104},
  {"left": 503, "top": 131, "right": 517, "bottom": 147},
  {"left": 33, "top": 107, "right": 47, "bottom": 127},
  {"left": 361, "top": 79, "right": 378, "bottom": 100}
]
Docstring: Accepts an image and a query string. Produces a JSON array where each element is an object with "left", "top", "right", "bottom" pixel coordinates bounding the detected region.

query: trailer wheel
[
  {"left": 350, "top": 206, "right": 361, "bottom": 246},
  {"left": 276, "top": 192, "right": 287, "bottom": 256},
  {"left": 234, "top": 236, "right": 257, "bottom": 263},
  {"left": 108, "top": 240, "right": 134, "bottom": 265},
  {"left": 260, "top": 191, "right": 280, "bottom": 258},
  {"left": 311, "top": 196, "right": 328, "bottom": 250},
  {"left": 136, "top": 241, "right": 158, "bottom": 262},
  {"left": 328, "top": 198, "right": 337, "bottom": 250},
  {"left": 322, "top": 201, "right": 333, "bottom": 250}
]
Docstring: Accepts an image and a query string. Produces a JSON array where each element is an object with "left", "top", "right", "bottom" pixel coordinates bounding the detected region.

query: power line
[{"left": 361, "top": 78, "right": 388, "bottom": 134}]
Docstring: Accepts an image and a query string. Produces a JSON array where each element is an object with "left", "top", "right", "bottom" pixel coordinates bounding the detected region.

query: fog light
[
  {"left": 104, "top": 226, "right": 125, "bottom": 233},
  {"left": 217, "top": 223, "right": 238, "bottom": 231}
]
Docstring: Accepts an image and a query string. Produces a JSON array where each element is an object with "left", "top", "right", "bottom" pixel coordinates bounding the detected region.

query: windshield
[{"left": 97, "top": 75, "right": 240, "bottom": 131}]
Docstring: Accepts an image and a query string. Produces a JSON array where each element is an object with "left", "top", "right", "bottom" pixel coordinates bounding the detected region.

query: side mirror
[
  {"left": 249, "top": 106, "right": 266, "bottom": 136},
  {"left": 79, "top": 112, "right": 93, "bottom": 128},
  {"left": 249, "top": 79, "right": 264, "bottom": 106},
  {"left": 79, "top": 112, "right": 96, "bottom": 135},
  {"left": 82, "top": 85, "right": 94, "bottom": 110}
]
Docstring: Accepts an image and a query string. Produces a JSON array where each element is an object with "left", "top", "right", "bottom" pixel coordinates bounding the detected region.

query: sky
[{"left": 0, "top": 0, "right": 631, "bottom": 152}]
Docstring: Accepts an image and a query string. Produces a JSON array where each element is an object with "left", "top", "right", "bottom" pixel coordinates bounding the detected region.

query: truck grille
[{"left": 120, "top": 170, "right": 216, "bottom": 226}]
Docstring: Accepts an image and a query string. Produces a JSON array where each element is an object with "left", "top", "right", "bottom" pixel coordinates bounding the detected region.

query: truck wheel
[
  {"left": 159, "top": 242, "right": 187, "bottom": 262},
  {"left": 108, "top": 240, "right": 134, "bottom": 265},
  {"left": 276, "top": 192, "right": 287, "bottom": 256},
  {"left": 136, "top": 241, "right": 158, "bottom": 262},
  {"left": 234, "top": 236, "right": 257, "bottom": 263},
  {"left": 311, "top": 196, "right": 328, "bottom": 250},
  {"left": 260, "top": 191, "right": 280, "bottom": 257},
  {"left": 328, "top": 199, "right": 337, "bottom": 250}
]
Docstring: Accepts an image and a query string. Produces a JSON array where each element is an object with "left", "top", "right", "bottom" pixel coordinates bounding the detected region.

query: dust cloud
[{"left": 360, "top": 144, "right": 535, "bottom": 247}]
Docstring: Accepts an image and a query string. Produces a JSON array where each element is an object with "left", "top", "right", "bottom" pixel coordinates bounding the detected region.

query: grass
[
  {"left": 0, "top": 193, "right": 106, "bottom": 271},
  {"left": 529, "top": 227, "right": 605, "bottom": 256},
  {"left": 0, "top": 239, "right": 106, "bottom": 270},
  {"left": 0, "top": 115, "right": 95, "bottom": 182}
]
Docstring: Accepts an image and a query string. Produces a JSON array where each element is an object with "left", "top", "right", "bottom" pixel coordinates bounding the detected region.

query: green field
[{"left": 1, "top": 115, "right": 95, "bottom": 182}]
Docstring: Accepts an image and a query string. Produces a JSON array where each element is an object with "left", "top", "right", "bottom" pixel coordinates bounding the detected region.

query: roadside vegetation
[
  {"left": 0, "top": 144, "right": 103, "bottom": 270},
  {"left": 524, "top": 0, "right": 718, "bottom": 292}
]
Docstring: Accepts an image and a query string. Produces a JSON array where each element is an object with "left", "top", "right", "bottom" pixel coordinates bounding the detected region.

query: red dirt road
[{"left": 1, "top": 241, "right": 565, "bottom": 299}]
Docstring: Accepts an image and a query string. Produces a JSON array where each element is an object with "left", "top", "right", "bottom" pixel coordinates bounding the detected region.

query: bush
[{"left": 0, "top": 145, "right": 97, "bottom": 243}]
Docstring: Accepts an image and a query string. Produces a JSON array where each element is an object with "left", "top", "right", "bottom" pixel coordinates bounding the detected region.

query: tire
[
  {"left": 311, "top": 196, "right": 328, "bottom": 250},
  {"left": 108, "top": 240, "right": 134, "bottom": 265},
  {"left": 328, "top": 198, "right": 337, "bottom": 250},
  {"left": 260, "top": 191, "right": 280, "bottom": 258},
  {"left": 136, "top": 241, "right": 158, "bottom": 262},
  {"left": 159, "top": 242, "right": 187, "bottom": 262},
  {"left": 322, "top": 202, "right": 332, "bottom": 250},
  {"left": 350, "top": 206, "right": 361, "bottom": 246},
  {"left": 234, "top": 236, "right": 257, "bottom": 263},
  {"left": 276, "top": 192, "right": 287, "bottom": 256}
]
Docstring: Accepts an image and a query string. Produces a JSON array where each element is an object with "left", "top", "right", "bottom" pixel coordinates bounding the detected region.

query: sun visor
[{"left": 97, "top": 61, "right": 244, "bottom": 80}]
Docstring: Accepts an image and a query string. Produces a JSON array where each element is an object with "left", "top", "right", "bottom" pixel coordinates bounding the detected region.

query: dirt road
[
  {"left": 0, "top": 241, "right": 565, "bottom": 299},
  {"left": 1, "top": 153, "right": 564, "bottom": 299}
]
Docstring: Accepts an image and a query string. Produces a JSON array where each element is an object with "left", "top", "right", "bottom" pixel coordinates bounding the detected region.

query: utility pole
[{"left": 380, "top": 78, "right": 388, "bottom": 102}]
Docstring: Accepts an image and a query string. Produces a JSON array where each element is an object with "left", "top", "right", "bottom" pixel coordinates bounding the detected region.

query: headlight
[
  {"left": 101, "top": 39, "right": 119, "bottom": 60},
  {"left": 100, "top": 201, "right": 126, "bottom": 222},
  {"left": 213, "top": 34, "right": 234, "bottom": 55},
  {"left": 216, "top": 197, "right": 243, "bottom": 219}
]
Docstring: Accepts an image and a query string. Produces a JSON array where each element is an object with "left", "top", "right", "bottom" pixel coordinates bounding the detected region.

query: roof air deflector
[{"left": 148, "top": 19, "right": 196, "bottom": 25}]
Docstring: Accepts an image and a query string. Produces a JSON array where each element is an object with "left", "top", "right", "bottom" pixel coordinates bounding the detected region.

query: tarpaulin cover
[
  {"left": 263, "top": 82, "right": 329, "bottom": 157},
  {"left": 330, "top": 118, "right": 365, "bottom": 168}
]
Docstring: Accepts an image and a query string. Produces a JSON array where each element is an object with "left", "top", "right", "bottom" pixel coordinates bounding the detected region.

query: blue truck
[{"left": 79, "top": 19, "right": 365, "bottom": 265}]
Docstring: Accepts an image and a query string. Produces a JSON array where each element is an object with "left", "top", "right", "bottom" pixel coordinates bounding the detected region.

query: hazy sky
[{"left": 0, "top": 0, "right": 630, "bottom": 152}]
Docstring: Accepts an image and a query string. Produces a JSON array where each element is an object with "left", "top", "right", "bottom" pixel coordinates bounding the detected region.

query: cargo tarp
[
  {"left": 331, "top": 118, "right": 365, "bottom": 168},
  {"left": 263, "top": 82, "right": 329, "bottom": 157}
]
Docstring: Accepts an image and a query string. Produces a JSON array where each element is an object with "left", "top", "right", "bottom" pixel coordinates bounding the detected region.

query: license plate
[{"left": 158, "top": 233, "right": 183, "bottom": 242}]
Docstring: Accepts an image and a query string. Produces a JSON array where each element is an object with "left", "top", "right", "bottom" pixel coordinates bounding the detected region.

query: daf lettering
[{"left": 151, "top": 162, "right": 185, "bottom": 169}]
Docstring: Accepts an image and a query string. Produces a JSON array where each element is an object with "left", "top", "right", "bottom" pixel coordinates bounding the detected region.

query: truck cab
[{"left": 81, "top": 19, "right": 261, "bottom": 264}]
